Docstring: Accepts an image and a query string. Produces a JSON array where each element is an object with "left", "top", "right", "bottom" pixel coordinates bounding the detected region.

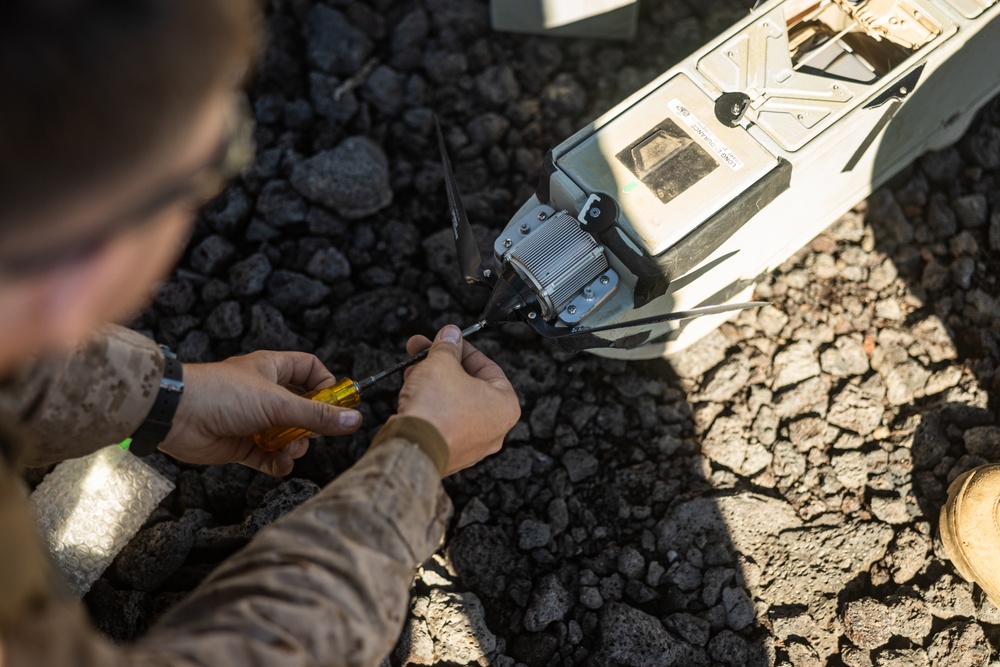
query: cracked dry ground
[{"left": 67, "top": 1, "right": 1000, "bottom": 666}]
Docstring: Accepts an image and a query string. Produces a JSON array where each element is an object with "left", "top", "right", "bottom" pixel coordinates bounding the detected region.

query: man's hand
[
  {"left": 400, "top": 325, "right": 520, "bottom": 475},
  {"left": 159, "top": 351, "right": 362, "bottom": 476}
]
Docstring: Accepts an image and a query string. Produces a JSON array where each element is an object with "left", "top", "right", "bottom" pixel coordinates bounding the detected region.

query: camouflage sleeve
[
  {"left": 0, "top": 325, "right": 163, "bottom": 466},
  {"left": 2, "top": 438, "right": 451, "bottom": 667}
]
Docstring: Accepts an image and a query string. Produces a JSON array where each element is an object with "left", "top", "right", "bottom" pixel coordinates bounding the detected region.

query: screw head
[
  {"left": 600, "top": 275, "right": 610, "bottom": 285},
  {"left": 503, "top": 238, "right": 512, "bottom": 248},
  {"left": 482, "top": 269, "right": 492, "bottom": 278},
  {"left": 731, "top": 103, "right": 741, "bottom": 115},
  {"left": 527, "top": 312, "right": 537, "bottom": 320},
  {"left": 567, "top": 305, "right": 577, "bottom": 314},
  {"left": 536, "top": 211, "right": 548, "bottom": 220},
  {"left": 588, "top": 207, "right": 601, "bottom": 218}
]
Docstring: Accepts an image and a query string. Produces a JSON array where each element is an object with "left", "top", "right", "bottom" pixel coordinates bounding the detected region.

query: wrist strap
[{"left": 127, "top": 346, "right": 184, "bottom": 457}]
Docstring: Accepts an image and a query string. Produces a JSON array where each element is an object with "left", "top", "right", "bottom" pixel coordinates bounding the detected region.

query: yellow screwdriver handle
[{"left": 252, "top": 377, "right": 361, "bottom": 452}]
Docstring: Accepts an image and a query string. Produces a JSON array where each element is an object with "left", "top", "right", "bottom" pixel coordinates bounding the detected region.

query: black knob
[{"left": 714, "top": 92, "right": 751, "bottom": 128}]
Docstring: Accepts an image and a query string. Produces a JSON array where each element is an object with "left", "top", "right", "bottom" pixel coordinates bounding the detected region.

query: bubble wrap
[{"left": 29, "top": 445, "right": 174, "bottom": 597}]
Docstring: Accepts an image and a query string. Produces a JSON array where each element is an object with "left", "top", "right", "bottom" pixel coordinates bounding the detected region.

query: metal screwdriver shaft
[
  {"left": 253, "top": 321, "right": 486, "bottom": 452},
  {"left": 356, "top": 320, "right": 486, "bottom": 391}
]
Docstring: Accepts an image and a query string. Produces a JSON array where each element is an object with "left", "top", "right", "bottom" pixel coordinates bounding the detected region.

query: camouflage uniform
[{"left": 0, "top": 325, "right": 452, "bottom": 667}]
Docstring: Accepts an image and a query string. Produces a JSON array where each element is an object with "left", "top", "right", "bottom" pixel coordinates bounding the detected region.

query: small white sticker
[{"left": 668, "top": 99, "right": 744, "bottom": 171}]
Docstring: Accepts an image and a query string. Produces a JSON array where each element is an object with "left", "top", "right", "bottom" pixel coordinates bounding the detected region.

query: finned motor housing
[{"left": 494, "top": 205, "right": 621, "bottom": 325}]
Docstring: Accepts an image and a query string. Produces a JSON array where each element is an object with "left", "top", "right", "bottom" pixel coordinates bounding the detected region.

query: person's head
[{"left": 0, "top": 0, "right": 261, "bottom": 373}]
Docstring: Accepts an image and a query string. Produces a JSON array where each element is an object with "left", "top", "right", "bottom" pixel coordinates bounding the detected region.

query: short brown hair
[{"left": 0, "top": 0, "right": 262, "bottom": 225}]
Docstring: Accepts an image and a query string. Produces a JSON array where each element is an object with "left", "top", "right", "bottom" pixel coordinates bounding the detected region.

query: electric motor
[{"left": 496, "top": 209, "right": 609, "bottom": 320}]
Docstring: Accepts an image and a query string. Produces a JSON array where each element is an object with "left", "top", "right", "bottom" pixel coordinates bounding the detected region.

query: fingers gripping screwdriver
[{"left": 253, "top": 322, "right": 486, "bottom": 452}]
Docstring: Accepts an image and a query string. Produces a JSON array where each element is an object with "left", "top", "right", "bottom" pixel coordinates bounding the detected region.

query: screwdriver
[{"left": 253, "top": 321, "right": 487, "bottom": 451}]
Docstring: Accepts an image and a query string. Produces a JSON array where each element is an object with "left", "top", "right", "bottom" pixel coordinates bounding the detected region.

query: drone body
[{"left": 447, "top": 0, "right": 1000, "bottom": 358}]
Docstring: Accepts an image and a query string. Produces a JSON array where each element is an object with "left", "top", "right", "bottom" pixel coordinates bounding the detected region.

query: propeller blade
[
  {"left": 667, "top": 250, "right": 739, "bottom": 294},
  {"left": 551, "top": 301, "right": 768, "bottom": 338},
  {"left": 435, "top": 117, "right": 488, "bottom": 285}
]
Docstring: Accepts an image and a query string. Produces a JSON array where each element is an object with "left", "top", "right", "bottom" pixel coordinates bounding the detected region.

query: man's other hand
[
  {"left": 401, "top": 325, "right": 520, "bottom": 475},
  {"left": 160, "top": 352, "right": 362, "bottom": 476}
]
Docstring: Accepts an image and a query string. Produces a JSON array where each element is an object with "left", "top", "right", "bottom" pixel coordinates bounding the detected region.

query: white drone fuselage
[{"left": 493, "top": 0, "right": 1000, "bottom": 358}]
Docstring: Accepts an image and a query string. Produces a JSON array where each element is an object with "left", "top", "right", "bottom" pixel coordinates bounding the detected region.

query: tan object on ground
[{"left": 940, "top": 465, "right": 1000, "bottom": 606}]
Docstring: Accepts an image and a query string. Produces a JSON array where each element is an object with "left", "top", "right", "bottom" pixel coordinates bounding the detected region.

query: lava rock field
[{"left": 61, "top": 1, "right": 1000, "bottom": 665}]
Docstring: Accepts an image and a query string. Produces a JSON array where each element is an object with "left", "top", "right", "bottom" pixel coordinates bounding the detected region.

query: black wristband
[{"left": 128, "top": 346, "right": 184, "bottom": 457}]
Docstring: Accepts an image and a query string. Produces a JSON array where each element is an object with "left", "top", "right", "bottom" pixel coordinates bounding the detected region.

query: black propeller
[
  {"left": 666, "top": 250, "right": 739, "bottom": 294},
  {"left": 435, "top": 117, "right": 491, "bottom": 287},
  {"left": 554, "top": 301, "right": 766, "bottom": 337},
  {"left": 521, "top": 300, "right": 767, "bottom": 351}
]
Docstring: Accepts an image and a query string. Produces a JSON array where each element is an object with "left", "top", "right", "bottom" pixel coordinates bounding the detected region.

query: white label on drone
[{"left": 668, "top": 99, "right": 744, "bottom": 171}]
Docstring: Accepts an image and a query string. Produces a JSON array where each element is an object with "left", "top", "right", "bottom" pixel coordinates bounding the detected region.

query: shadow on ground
[
  {"left": 388, "top": 10, "right": 1000, "bottom": 667},
  {"left": 68, "top": 1, "right": 1000, "bottom": 666}
]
